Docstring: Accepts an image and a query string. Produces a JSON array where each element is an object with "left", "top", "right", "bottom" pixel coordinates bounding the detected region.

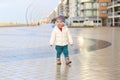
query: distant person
[
  {"left": 51, "top": 23, "right": 55, "bottom": 28},
  {"left": 51, "top": 18, "right": 56, "bottom": 28},
  {"left": 50, "top": 15, "right": 73, "bottom": 65}
]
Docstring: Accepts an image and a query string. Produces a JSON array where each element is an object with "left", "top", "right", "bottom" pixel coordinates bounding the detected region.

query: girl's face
[{"left": 56, "top": 20, "right": 64, "bottom": 28}]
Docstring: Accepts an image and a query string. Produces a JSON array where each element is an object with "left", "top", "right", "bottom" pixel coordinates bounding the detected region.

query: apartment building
[
  {"left": 69, "top": 0, "right": 78, "bottom": 17},
  {"left": 108, "top": 0, "right": 120, "bottom": 27},
  {"left": 78, "top": 0, "right": 110, "bottom": 26},
  {"left": 48, "top": 0, "right": 113, "bottom": 26}
]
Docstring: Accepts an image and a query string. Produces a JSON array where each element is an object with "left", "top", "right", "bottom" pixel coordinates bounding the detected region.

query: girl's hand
[{"left": 70, "top": 44, "right": 73, "bottom": 46}]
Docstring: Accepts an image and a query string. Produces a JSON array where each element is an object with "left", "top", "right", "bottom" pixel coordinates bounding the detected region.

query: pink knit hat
[{"left": 56, "top": 15, "right": 65, "bottom": 22}]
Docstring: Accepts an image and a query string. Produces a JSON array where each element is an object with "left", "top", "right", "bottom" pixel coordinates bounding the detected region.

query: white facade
[
  {"left": 69, "top": 0, "right": 78, "bottom": 17},
  {"left": 63, "top": 0, "right": 69, "bottom": 17}
]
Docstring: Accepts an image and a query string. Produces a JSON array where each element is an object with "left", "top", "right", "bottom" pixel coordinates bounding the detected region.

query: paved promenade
[{"left": 0, "top": 24, "right": 120, "bottom": 80}]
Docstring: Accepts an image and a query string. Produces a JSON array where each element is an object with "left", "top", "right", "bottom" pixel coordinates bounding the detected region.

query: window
[
  {"left": 85, "top": 10, "right": 92, "bottom": 17},
  {"left": 100, "top": 3, "right": 107, "bottom": 6},
  {"left": 115, "top": 6, "right": 120, "bottom": 11},
  {"left": 93, "top": 3, "right": 97, "bottom": 9},
  {"left": 84, "top": 3, "right": 92, "bottom": 9},
  {"left": 101, "top": 10, "right": 107, "bottom": 14},
  {"left": 80, "top": 12, "right": 84, "bottom": 17},
  {"left": 80, "top": 5, "right": 84, "bottom": 9},
  {"left": 93, "top": 10, "right": 97, "bottom": 16}
]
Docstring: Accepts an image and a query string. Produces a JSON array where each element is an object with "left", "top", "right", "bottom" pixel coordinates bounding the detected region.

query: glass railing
[
  {"left": 108, "top": 2, "right": 112, "bottom": 6},
  {"left": 79, "top": 7, "right": 84, "bottom": 10},
  {"left": 108, "top": 12, "right": 120, "bottom": 16},
  {"left": 108, "top": 1, "right": 120, "bottom": 6},
  {"left": 114, "top": 12, "right": 118, "bottom": 16},
  {"left": 79, "top": 7, "right": 97, "bottom": 10},
  {"left": 79, "top": 0, "right": 95, "bottom": 3},
  {"left": 114, "top": 12, "right": 120, "bottom": 16},
  {"left": 114, "top": 1, "right": 118, "bottom": 5},
  {"left": 93, "top": 7, "right": 97, "bottom": 9},
  {"left": 108, "top": 13, "right": 112, "bottom": 16}
]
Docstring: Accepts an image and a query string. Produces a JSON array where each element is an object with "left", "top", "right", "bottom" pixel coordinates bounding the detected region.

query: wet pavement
[{"left": 0, "top": 24, "right": 120, "bottom": 80}]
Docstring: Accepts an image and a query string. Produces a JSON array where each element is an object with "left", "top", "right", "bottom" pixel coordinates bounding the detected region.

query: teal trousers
[{"left": 55, "top": 45, "right": 69, "bottom": 58}]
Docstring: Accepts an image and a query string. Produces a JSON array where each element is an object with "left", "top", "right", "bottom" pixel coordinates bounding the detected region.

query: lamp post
[
  {"left": 25, "top": 1, "right": 34, "bottom": 26},
  {"left": 26, "top": 6, "right": 29, "bottom": 26},
  {"left": 112, "top": 0, "right": 114, "bottom": 27},
  {"left": 97, "top": 0, "right": 99, "bottom": 27}
]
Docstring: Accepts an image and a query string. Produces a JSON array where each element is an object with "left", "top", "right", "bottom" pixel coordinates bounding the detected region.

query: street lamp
[
  {"left": 97, "top": 0, "right": 99, "bottom": 27},
  {"left": 25, "top": 1, "right": 34, "bottom": 26},
  {"left": 26, "top": 6, "right": 29, "bottom": 26},
  {"left": 112, "top": 0, "right": 114, "bottom": 27}
]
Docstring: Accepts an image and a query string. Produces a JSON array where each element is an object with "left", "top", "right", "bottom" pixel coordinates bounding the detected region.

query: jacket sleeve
[
  {"left": 67, "top": 30, "right": 73, "bottom": 44},
  {"left": 50, "top": 30, "right": 56, "bottom": 45}
]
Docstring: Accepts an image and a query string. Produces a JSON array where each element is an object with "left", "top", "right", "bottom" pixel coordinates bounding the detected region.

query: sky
[{"left": 0, "top": 0, "right": 59, "bottom": 23}]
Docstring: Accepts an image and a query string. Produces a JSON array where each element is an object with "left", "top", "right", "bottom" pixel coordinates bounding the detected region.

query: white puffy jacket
[{"left": 50, "top": 26, "right": 73, "bottom": 46}]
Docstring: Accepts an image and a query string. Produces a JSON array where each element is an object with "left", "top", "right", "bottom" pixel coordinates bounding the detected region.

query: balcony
[
  {"left": 99, "top": 13, "right": 108, "bottom": 18},
  {"left": 114, "top": 12, "right": 120, "bottom": 16},
  {"left": 108, "top": 12, "right": 120, "bottom": 17},
  {"left": 79, "top": 6, "right": 94, "bottom": 10},
  {"left": 93, "top": 7, "right": 97, "bottom": 9},
  {"left": 99, "top": 6, "right": 108, "bottom": 10},
  {"left": 79, "top": 7, "right": 84, "bottom": 10},
  {"left": 108, "top": 1, "right": 120, "bottom": 7},
  {"left": 114, "top": 1, "right": 120, "bottom": 5},
  {"left": 108, "top": 2, "right": 112, "bottom": 7},
  {"left": 108, "top": 13, "right": 112, "bottom": 16},
  {"left": 99, "top": 0, "right": 110, "bottom": 3},
  {"left": 79, "top": 0, "right": 96, "bottom": 3}
]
